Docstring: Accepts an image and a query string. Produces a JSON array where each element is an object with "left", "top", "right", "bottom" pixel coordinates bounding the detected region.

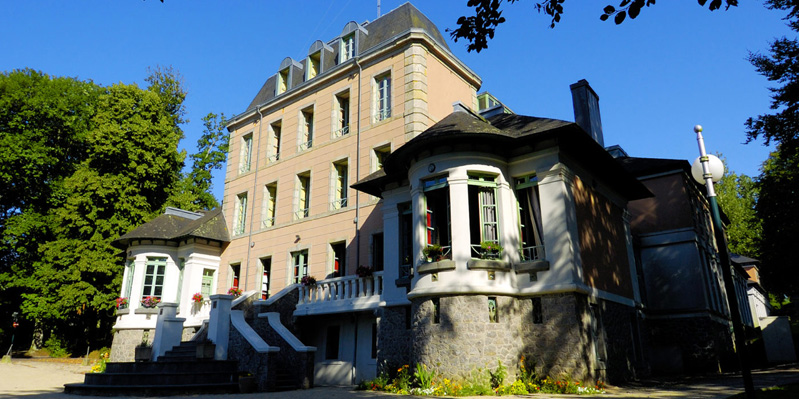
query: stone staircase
[{"left": 64, "top": 342, "right": 241, "bottom": 396}]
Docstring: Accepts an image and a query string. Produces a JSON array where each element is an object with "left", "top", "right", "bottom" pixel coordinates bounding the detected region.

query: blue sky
[{"left": 2, "top": 1, "right": 792, "bottom": 202}]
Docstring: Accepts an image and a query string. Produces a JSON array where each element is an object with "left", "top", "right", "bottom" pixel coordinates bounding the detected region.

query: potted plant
[
  {"left": 300, "top": 275, "right": 316, "bottom": 286},
  {"left": 423, "top": 244, "right": 444, "bottom": 262},
  {"left": 356, "top": 265, "right": 373, "bottom": 278},
  {"left": 115, "top": 297, "right": 129, "bottom": 310},
  {"left": 227, "top": 287, "right": 243, "bottom": 297},
  {"left": 134, "top": 332, "right": 152, "bottom": 362},
  {"left": 192, "top": 292, "right": 204, "bottom": 304},
  {"left": 196, "top": 339, "right": 215, "bottom": 360},
  {"left": 480, "top": 241, "right": 503, "bottom": 259},
  {"left": 238, "top": 371, "right": 257, "bottom": 393},
  {"left": 140, "top": 296, "right": 160, "bottom": 309}
]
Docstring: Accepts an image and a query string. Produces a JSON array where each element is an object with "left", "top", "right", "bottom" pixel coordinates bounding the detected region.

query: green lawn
[{"left": 729, "top": 383, "right": 799, "bottom": 398}]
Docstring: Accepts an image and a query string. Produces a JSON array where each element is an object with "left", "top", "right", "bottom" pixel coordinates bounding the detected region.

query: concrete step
[
  {"left": 83, "top": 370, "right": 235, "bottom": 386},
  {"left": 63, "top": 382, "right": 239, "bottom": 396},
  {"left": 105, "top": 360, "right": 237, "bottom": 374}
]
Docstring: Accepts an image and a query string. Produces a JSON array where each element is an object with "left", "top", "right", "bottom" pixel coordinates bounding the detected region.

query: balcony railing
[
  {"left": 520, "top": 245, "right": 546, "bottom": 262},
  {"left": 330, "top": 198, "right": 348, "bottom": 209},
  {"left": 267, "top": 153, "right": 280, "bottom": 163},
  {"left": 332, "top": 125, "right": 349, "bottom": 138},
  {"left": 298, "top": 140, "right": 313, "bottom": 152},
  {"left": 261, "top": 217, "right": 275, "bottom": 228},
  {"left": 294, "top": 208, "right": 309, "bottom": 219},
  {"left": 295, "top": 272, "right": 384, "bottom": 315},
  {"left": 470, "top": 244, "right": 503, "bottom": 260}
]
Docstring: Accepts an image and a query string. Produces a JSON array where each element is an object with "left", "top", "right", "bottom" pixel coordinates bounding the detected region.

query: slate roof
[
  {"left": 113, "top": 207, "right": 230, "bottom": 249},
  {"left": 243, "top": 3, "right": 451, "bottom": 114},
  {"left": 353, "top": 107, "right": 652, "bottom": 201},
  {"left": 616, "top": 156, "right": 691, "bottom": 177}
]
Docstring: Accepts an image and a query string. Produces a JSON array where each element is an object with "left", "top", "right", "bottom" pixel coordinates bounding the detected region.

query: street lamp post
[{"left": 692, "top": 125, "right": 756, "bottom": 399}]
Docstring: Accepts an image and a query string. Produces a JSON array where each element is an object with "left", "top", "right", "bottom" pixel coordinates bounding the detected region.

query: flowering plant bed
[
  {"left": 227, "top": 287, "right": 243, "bottom": 297},
  {"left": 140, "top": 296, "right": 160, "bottom": 308},
  {"left": 115, "top": 297, "right": 129, "bottom": 309},
  {"left": 356, "top": 265, "right": 374, "bottom": 277},
  {"left": 301, "top": 275, "right": 316, "bottom": 286},
  {"left": 192, "top": 292, "right": 204, "bottom": 303}
]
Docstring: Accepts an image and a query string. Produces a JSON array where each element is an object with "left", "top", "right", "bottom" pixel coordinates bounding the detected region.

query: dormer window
[
  {"left": 307, "top": 52, "right": 321, "bottom": 80},
  {"left": 340, "top": 34, "right": 354, "bottom": 62},
  {"left": 277, "top": 68, "right": 289, "bottom": 94}
]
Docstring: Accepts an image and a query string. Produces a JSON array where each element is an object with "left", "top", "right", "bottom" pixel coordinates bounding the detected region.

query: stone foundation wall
[
  {"left": 377, "top": 306, "right": 412, "bottom": 373},
  {"left": 646, "top": 315, "right": 734, "bottom": 375},
  {"left": 110, "top": 327, "right": 196, "bottom": 362},
  {"left": 229, "top": 326, "right": 277, "bottom": 391},
  {"left": 599, "top": 300, "right": 640, "bottom": 381},
  {"left": 408, "top": 293, "right": 605, "bottom": 383}
]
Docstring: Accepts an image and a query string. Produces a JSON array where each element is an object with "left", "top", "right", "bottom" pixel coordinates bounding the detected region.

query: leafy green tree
[
  {"left": 449, "top": 0, "right": 738, "bottom": 52},
  {"left": 714, "top": 157, "right": 761, "bottom": 258},
  {"left": 745, "top": 0, "right": 799, "bottom": 297},
  {"left": 167, "top": 112, "right": 229, "bottom": 212},
  {"left": 0, "top": 68, "right": 190, "bottom": 353}
]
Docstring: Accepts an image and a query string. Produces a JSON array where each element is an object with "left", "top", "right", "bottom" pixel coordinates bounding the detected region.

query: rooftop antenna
[{"left": 377, "top": 0, "right": 381, "bottom": 17}]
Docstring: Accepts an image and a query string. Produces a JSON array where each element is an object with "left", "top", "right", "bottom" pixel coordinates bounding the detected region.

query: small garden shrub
[{"left": 357, "top": 358, "right": 606, "bottom": 396}]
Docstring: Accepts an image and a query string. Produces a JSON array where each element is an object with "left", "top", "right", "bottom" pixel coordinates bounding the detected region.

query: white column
[{"left": 208, "top": 294, "right": 234, "bottom": 360}]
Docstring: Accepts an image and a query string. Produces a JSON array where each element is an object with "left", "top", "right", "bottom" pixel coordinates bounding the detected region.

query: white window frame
[
  {"left": 277, "top": 68, "right": 289, "bottom": 94},
  {"left": 332, "top": 91, "right": 350, "bottom": 138},
  {"left": 340, "top": 34, "right": 354, "bottom": 62},
  {"left": 262, "top": 182, "right": 277, "bottom": 228},
  {"left": 268, "top": 121, "right": 282, "bottom": 163},
  {"left": 306, "top": 52, "right": 321, "bottom": 80},
  {"left": 234, "top": 192, "right": 248, "bottom": 235},
  {"left": 291, "top": 250, "right": 309, "bottom": 284},
  {"left": 295, "top": 172, "right": 311, "bottom": 220},
  {"left": 239, "top": 133, "right": 253, "bottom": 174},
  {"left": 330, "top": 159, "right": 348, "bottom": 210},
  {"left": 141, "top": 257, "right": 167, "bottom": 300},
  {"left": 373, "top": 72, "right": 391, "bottom": 122},
  {"left": 298, "top": 107, "right": 314, "bottom": 151}
]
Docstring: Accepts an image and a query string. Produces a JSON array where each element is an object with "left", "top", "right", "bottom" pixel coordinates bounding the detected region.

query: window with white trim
[
  {"left": 468, "top": 173, "right": 499, "bottom": 258},
  {"left": 340, "top": 34, "right": 354, "bottom": 62},
  {"left": 331, "top": 160, "right": 348, "bottom": 210},
  {"left": 398, "top": 202, "right": 413, "bottom": 277},
  {"left": 514, "top": 174, "right": 545, "bottom": 261},
  {"left": 239, "top": 133, "right": 253, "bottom": 174},
  {"left": 141, "top": 257, "right": 167, "bottom": 299},
  {"left": 124, "top": 259, "right": 134, "bottom": 300},
  {"left": 333, "top": 91, "right": 350, "bottom": 138},
  {"left": 423, "top": 176, "right": 451, "bottom": 257},
  {"left": 268, "top": 121, "right": 281, "bottom": 163},
  {"left": 295, "top": 172, "right": 310, "bottom": 219},
  {"left": 372, "top": 233, "right": 384, "bottom": 272},
  {"left": 176, "top": 257, "right": 185, "bottom": 304},
  {"left": 260, "top": 257, "right": 271, "bottom": 300},
  {"left": 201, "top": 269, "right": 214, "bottom": 297},
  {"left": 307, "top": 52, "right": 321, "bottom": 80},
  {"left": 230, "top": 263, "right": 240, "bottom": 289},
  {"left": 262, "top": 182, "right": 277, "bottom": 228},
  {"left": 277, "top": 68, "right": 289, "bottom": 94},
  {"left": 234, "top": 192, "right": 248, "bottom": 235},
  {"left": 292, "top": 250, "right": 308, "bottom": 284},
  {"left": 372, "top": 144, "right": 391, "bottom": 172},
  {"left": 331, "top": 242, "right": 345, "bottom": 277},
  {"left": 373, "top": 73, "right": 391, "bottom": 122},
  {"left": 299, "top": 107, "right": 314, "bottom": 151}
]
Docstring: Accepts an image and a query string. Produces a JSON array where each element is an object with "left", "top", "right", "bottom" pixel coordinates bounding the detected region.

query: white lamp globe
[{"left": 691, "top": 154, "right": 725, "bottom": 184}]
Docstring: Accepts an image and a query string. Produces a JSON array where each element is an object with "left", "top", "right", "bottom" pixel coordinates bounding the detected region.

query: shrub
[
  {"left": 413, "top": 363, "right": 435, "bottom": 389},
  {"left": 44, "top": 336, "right": 70, "bottom": 358},
  {"left": 488, "top": 360, "right": 507, "bottom": 389}
]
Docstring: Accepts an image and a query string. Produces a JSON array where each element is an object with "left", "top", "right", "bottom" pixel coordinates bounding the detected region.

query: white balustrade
[{"left": 297, "top": 272, "right": 383, "bottom": 307}]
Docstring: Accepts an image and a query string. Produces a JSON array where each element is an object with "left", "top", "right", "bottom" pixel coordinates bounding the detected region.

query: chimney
[{"left": 570, "top": 79, "right": 604, "bottom": 147}]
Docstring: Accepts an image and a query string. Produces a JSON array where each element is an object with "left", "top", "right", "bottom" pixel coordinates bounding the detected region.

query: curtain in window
[
  {"left": 524, "top": 186, "right": 543, "bottom": 246},
  {"left": 480, "top": 188, "right": 498, "bottom": 242}
]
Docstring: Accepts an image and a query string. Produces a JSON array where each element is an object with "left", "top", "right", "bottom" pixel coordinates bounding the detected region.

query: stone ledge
[
  {"left": 467, "top": 258, "right": 511, "bottom": 271},
  {"left": 116, "top": 308, "right": 130, "bottom": 316},
  {"left": 417, "top": 259, "right": 456, "bottom": 274},
  {"left": 134, "top": 308, "right": 160, "bottom": 315},
  {"left": 514, "top": 260, "right": 550, "bottom": 274}
]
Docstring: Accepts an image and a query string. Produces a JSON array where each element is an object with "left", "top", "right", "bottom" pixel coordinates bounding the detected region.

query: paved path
[{"left": 1, "top": 358, "right": 798, "bottom": 398}]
